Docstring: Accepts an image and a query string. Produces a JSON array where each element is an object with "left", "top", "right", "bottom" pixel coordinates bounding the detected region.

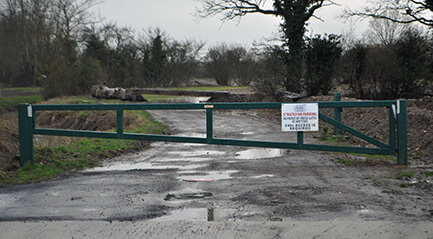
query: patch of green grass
[
  {"left": 399, "top": 183, "right": 408, "bottom": 188},
  {"left": 126, "top": 110, "right": 165, "bottom": 134},
  {"left": 1, "top": 138, "right": 138, "bottom": 185},
  {"left": 0, "top": 95, "right": 43, "bottom": 112},
  {"left": 396, "top": 171, "right": 414, "bottom": 180},
  {"left": 412, "top": 151, "right": 423, "bottom": 160},
  {"left": 169, "top": 86, "right": 251, "bottom": 91},
  {"left": 69, "top": 98, "right": 99, "bottom": 104},
  {"left": 338, "top": 158, "right": 354, "bottom": 166},
  {"left": 142, "top": 94, "right": 181, "bottom": 102},
  {"left": 0, "top": 87, "right": 41, "bottom": 91},
  {"left": 319, "top": 127, "right": 350, "bottom": 144},
  {"left": 421, "top": 171, "right": 433, "bottom": 177}
]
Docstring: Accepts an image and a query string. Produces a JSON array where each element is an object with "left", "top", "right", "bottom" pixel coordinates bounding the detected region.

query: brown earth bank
[
  {"left": 0, "top": 101, "right": 150, "bottom": 172},
  {"left": 233, "top": 94, "right": 433, "bottom": 165},
  {"left": 302, "top": 95, "right": 433, "bottom": 165}
]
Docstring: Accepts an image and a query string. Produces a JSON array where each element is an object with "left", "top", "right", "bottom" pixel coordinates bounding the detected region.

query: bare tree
[
  {"left": 347, "top": 0, "right": 433, "bottom": 27},
  {"left": 365, "top": 10, "right": 408, "bottom": 46},
  {"left": 0, "top": 0, "right": 52, "bottom": 86},
  {"left": 196, "top": 0, "right": 335, "bottom": 93},
  {"left": 204, "top": 44, "right": 236, "bottom": 86},
  {"left": 51, "top": 0, "right": 102, "bottom": 40}
]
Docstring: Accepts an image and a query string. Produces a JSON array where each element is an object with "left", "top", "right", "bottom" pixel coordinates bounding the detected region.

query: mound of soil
[
  {"left": 210, "top": 93, "right": 433, "bottom": 165},
  {"left": 35, "top": 111, "right": 141, "bottom": 131},
  {"left": 303, "top": 95, "right": 433, "bottom": 165}
]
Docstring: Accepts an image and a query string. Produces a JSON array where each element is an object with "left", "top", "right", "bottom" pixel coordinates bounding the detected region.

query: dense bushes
[
  {"left": 305, "top": 34, "right": 342, "bottom": 96},
  {"left": 339, "top": 28, "right": 432, "bottom": 99}
]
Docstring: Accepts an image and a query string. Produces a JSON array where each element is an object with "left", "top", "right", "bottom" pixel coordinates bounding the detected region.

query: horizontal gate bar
[
  {"left": 31, "top": 101, "right": 396, "bottom": 111},
  {"left": 34, "top": 128, "right": 393, "bottom": 156}
]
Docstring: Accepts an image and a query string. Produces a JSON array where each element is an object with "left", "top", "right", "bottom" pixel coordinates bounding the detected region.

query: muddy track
[{"left": 0, "top": 108, "right": 432, "bottom": 238}]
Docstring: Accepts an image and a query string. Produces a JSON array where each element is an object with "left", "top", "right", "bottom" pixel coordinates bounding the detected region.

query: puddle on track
[
  {"left": 251, "top": 174, "right": 275, "bottom": 179},
  {"left": 161, "top": 97, "right": 210, "bottom": 103},
  {"left": 87, "top": 162, "right": 204, "bottom": 172},
  {"left": 150, "top": 208, "right": 234, "bottom": 222},
  {"left": 167, "top": 150, "right": 226, "bottom": 157},
  {"left": 235, "top": 148, "right": 287, "bottom": 159},
  {"left": 175, "top": 132, "right": 207, "bottom": 138},
  {"left": 161, "top": 157, "right": 216, "bottom": 163},
  {"left": 177, "top": 170, "right": 239, "bottom": 181},
  {"left": 150, "top": 208, "right": 212, "bottom": 221}
]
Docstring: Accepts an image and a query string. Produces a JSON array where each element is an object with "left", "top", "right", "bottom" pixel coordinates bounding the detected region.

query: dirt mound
[{"left": 302, "top": 95, "right": 433, "bottom": 164}]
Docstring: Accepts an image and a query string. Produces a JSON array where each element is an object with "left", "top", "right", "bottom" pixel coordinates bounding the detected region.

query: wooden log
[
  {"left": 90, "top": 84, "right": 147, "bottom": 102},
  {"left": 129, "top": 88, "right": 230, "bottom": 98}
]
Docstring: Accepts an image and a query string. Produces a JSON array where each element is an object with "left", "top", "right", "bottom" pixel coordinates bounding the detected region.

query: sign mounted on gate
[{"left": 282, "top": 103, "right": 319, "bottom": 132}]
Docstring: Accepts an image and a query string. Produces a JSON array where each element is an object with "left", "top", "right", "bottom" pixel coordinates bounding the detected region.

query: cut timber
[
  {"left": 91, "top": 84, "right": 147, "bottom": 102},
  {"left": 130, "top": 88, "right": 230, "bottom": 98}
]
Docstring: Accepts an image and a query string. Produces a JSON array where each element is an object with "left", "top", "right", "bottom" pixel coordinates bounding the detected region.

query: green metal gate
[{"left": 18, "top": 97, "right": 407, "bottom": 166}]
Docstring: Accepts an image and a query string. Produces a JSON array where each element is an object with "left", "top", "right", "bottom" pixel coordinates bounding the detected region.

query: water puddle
[
  {"left": 251, "top": 174, "right": 274, "bottom": 179},
  {"left": 162, "top": 157, "right": 215, "bottom": 163},
  {"left": 150, "top": 208, "right": 215, "bottom": 221},
  {"left": 235, "top": 148, "right": 287, "bottom": 159},
  {"left": 177, "top": 170, "right": 239, "bottom": 181},
  {"left": 86, "top": 162, "right": 203, "bottom": 172},
  {"left": 175, "top": 132, "right": 206, "bottom": 138},
  {"left": 162, "top": 97, "right": 210, "bottom": 103},
  {"left": 357, "top": 209, "right": 371, "bottom": 214},
  {"left": 168, "top": 150, "right": 226, "bottom": 157},
  {"left": 173, "top": 133, "right": 207, "bottom": 146}
]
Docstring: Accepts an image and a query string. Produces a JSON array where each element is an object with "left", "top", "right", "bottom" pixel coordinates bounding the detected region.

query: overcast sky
[{"left": 97, "top": 1, "right": 369, "bottom": 47}]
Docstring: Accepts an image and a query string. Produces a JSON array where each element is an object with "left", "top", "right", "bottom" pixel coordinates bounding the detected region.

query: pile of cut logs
[{"left": 90, "top": 84, "right": 147, "bottom": 102}]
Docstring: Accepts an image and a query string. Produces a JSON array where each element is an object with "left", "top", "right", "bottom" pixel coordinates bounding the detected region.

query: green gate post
[
  {"left": 389, "top": 105, "right": 396, "bottom": 155},
  {"left": 18, "top": 104, "right": 34, "bottom": 166},
  {"left": 206, "top": 106, "right": 213, "bottom": 143},
  {"left": 117, "top": 109, "right": 124, "bottom": 138},
  {"left": 397, "top": 100, "right": 408, "bottom": 165},
  {"left": 333, "top": 93, "right": 342, "bottom": 135},
  {"left": 297, "top": 131, "right": 304, "bottom": 149}
]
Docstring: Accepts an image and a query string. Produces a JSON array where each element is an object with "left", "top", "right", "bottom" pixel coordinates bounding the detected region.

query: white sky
[{"left": 96, "top": 0, "right": 370, "bottom": 47}]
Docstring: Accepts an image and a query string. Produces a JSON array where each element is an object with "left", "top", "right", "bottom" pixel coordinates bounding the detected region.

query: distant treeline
[{"left": 0, "top": 0, "right": 432, "bottom": 100}]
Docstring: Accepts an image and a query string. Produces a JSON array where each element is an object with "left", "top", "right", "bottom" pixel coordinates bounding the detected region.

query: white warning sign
[{"left": 282, "top": 103, "right": 319, "bottom": 132}]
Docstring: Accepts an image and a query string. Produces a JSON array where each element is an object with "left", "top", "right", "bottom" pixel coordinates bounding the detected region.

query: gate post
[
  {"left": 397, "top": 100, "right": 407, "bottom": 165},
  {"left": 205, "top": 106, "right": 213, "bottom": 143},
  {"left": 18, "top": 104, "right": 34, "bottom": 166},
  {"left": 333, "top": 93, "right": 342, "bottom": 135}
]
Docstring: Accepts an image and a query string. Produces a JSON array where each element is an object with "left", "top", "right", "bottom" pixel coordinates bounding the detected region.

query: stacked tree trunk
[{"left": 90, "top": 84, "right": 147, "bottom": 102}]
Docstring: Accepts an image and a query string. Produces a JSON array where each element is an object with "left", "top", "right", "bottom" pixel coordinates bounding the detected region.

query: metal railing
[{"left": 18, "top": 97, "right": 407, "bottom": 166}]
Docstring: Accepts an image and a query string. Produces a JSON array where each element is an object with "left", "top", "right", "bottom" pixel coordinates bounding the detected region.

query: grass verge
[
  {"left": 0, "top": 96, "right": 165, "bottom": 187},
  {"left": 168, "top": 86, "right": 251, "bottom": 91},
  {"left": 0, "top": 95, "right": 43, "bottom": 113}
]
